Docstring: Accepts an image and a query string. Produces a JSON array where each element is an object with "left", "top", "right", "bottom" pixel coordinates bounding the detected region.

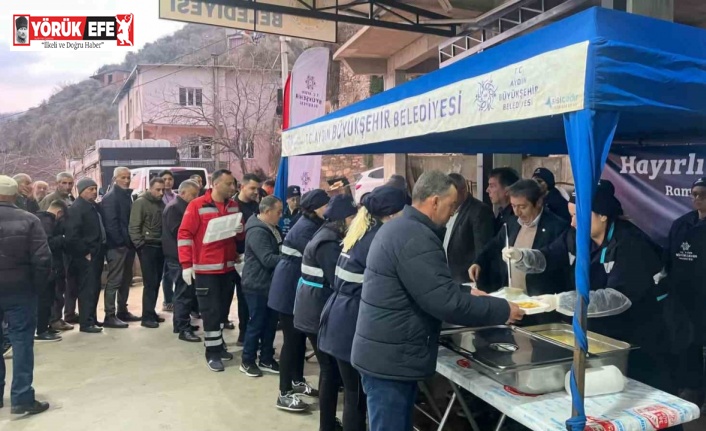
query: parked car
[
  {"left": 353, "top": 167, "right": 384, "bottom": 204},
  {"left": 129, "top": 167, "right": 209, "bottom": 200}
]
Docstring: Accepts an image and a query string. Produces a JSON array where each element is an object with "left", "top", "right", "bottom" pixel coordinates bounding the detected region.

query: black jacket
[
  {"left": 64, "top": 197, "right": 106, "bottom": 258},
  {"left": 162, "top": 197, "right": 189, "bottom": 261},
  {"left": 664, "top": 211, "right": 706, "bottom": 343},
  {"left": 494, "top": 204, "right": 515, "bottom": 235},
  {"left": 475, "top": 209, "right": 569, "bottom": 297},
  {"left": 235, "top": 196, "right": 260, "bottom": 254},
  {"left": 100, "top": 186, "right": 133, "bottom": 249},
  {"left": 16, "top": 195, "right": 40, "bottom": 214},
  {"left": 268, "top": 214, "right": 324, "bottom": 315},
  {"left": 544, "top": 188, "right": 571, "bottom": 222},
  {"left": 447, "top": 196, "right": 495, "bottom": 283},
  {"left": 293, "top": 223, "right": 343, "bottom": 335},
  {"left": 281, "top": 205, "right": 301, "bottom": 238},
  {"left": 351, "top": 206, "right": 511, "bottom": 381},
  {"left": 242, "top": 216, "right": 283, "bottom": 296},
  {"left": 0, "top": 202, "right": 51, "bottom": 295},
  {"left": 319, "top": 222, "right": 381, "bottom": 363},
  {"left": 36, "top": 211, "right": 67, "bottom": 280}
]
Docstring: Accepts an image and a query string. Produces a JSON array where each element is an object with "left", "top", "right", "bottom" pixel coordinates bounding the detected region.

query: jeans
[
  {"left": 195, "top": 273, "right": 236, "bottom": 355},
  {"left": 77, "top": 248, "right": 106, "bottom": 329},
  {"left": 104, "top": 247, "right": 135, "bottom": 316},
  {"left": 241, "top": 294, "right": 277, "bottom": 365},
  {"left": 168, "top": 258, "right": 194, "bottom": 333},
  {"left": 338, "top": 359, "right": 367, "bottom": 431},
  {"left": 138, "top": 246, "right": 164, "bottom": 322},
  {"left": 361, "top": 373, "right": 418, "bottom": 431},
  {"left": 0, "top": 294, "right": 37, "bottom": 406},
  {"left": 307, "top": 332, "right": 341, "bottom": 431},
  {"left": 161, "top": 261, "right": 175, "bottom": 305},
  {"left": 279, "top": 313, "right": 306, "bottom": 393}
]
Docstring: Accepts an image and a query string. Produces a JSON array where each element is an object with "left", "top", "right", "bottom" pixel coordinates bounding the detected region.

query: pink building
[{"left": 113, "top": 63, "right": 280, "bottom": 179}]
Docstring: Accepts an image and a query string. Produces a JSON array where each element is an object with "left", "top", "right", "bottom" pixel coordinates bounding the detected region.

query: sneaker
[
  {"left": 259, "top": 360, "right": 280, "bottom": 375},
  {"left": 2, "top": 343, "right": 12, "bottom": 359},
  {"left": 207, "top": 357, "right": 225, "bottom": 372},
  {"left": 276, "top": 392, "right": 309, "bottom": 412},
  {"left": 239, "top": 362, "right": 263, "bottom": 377},
  {"left": 220, "top": 351, "right": 234, "bottom": 362},
  {"left": 162, "top": 303, "right": 174, "bottom": 312},
  {"left": 34, "top": 332, "right": 62, "bottom": 342},
  {"left": 292, "top": 380, "right": 319, "bottom": 398}
]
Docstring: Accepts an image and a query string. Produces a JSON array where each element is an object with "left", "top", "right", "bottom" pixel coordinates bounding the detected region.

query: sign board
[{"left": 159, "top": 0, "right": 337, "bottom": 42}]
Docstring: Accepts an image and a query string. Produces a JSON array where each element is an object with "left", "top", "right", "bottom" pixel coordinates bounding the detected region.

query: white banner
[
  {"left": 283, "top": 41, "right": 589, "bottom": 157},
  {"left": 287, "top": 47, "right": 329, "bottom": 192}
]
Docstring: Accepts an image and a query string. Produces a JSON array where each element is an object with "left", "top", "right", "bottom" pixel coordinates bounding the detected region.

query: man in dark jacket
[
  {"left": 532, "top": 167, "right": 571, "bottom": 222},
  {"left": 351, "top": 171, "right": 521, "bottom": 431},
  {"left": 163, "top": 180, "right": 201, "bottom": 342},
  {"left": 240, "top": 196, "right": 283, "bottom": 377},
  {"left": 0, "top": 175, "right": 51, "bottom": 415},
  {"left": 100, "top": 167, "right": 140, "bottom": 328},
  {"left": 13, "top": 174, "right": 40, "bottom": 214},
  {"left": 129, "top": 177, "right": 165, "bottom": 329},
  {"left": 445, "top": 173, "right": 495, "bottom": 283},
  {"left": 35, "top": 200, "right": 69, "bottom": 342},
  {"left": 280, "top": 185, "right": 302, "bottom": 237},
  {"left": 486, "top": 167, "right": 520, "bottom": 234},
  {"left": 64, "top": 178, "right": 107, "bottom": 333},
  {"left": 470, "top": 179, "right": 569, "bottom": 299}
]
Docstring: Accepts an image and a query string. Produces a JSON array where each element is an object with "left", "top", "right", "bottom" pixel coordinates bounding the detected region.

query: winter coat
[
  {"left": 446, "top": 196, "right": 495, "bottom": 283},
  {"left": 0, "top": 202, "right": 51, "bottom": 295},
  {"left": 64, "top": 197, "right": 106, "bottom": 258},
  {"left": 474, "top": 208, "right": 569, "bottom": 297},
  {"left": 494, "top": 204, "right": 515, "bottom": 235},
  {"left": 178, "top": 190, "right": 244, "bottom": 275},
  {"left": 242, "top": 216, "right": 283, "bottom": 297},
  {"left": 268, "top": 214, "right": 324, "bottom": 315},
  {"left": 293, "top": 223, "right": 343, "bottom": 335},
  {"left": 280, "top": 205, "right": 302, "bottom": 238},
  {"left": 162, "top": 196, "right": 189, "bottom": 261},
  {"left": 36, "top": 211, "right": 67, "bottom": 281},
  {"left": 129, "top": 192, "right": 165, "bottom": 249},
  {"left": 39, "top": 191, "right": 74, "bottom": 211},
  {"left": 100, "top": 185, "right": 133, "bottom": 249},
  {"left": 544, "top": 187, "right": 571, "bottom": 222},
  {"left": 351, "top": 206, "right": 511, "bottom": 381},
  {"left": 319, "top": 221, "right": 381, "bottom": 363},
  {"left": 16, "top": 195, "right": 40, "bottom": 214}
]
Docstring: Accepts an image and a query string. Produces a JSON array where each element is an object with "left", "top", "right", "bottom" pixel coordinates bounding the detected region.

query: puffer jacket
[
  {"left": 319, "top": 221, "right": 382, "bottom": 363},
  {"left": 242, "top": 216, "right": 283, "bottom": 296},
  {"left": 100, "top": 185, "right": 133, "bottom": 249},
  {"left": 351, "top": 206, "right": 511, "bottom": 381},
  {"left": 293, "top": 223, "right": 343, "bottom": 335},
  {"left": 0, "top": 202, "right": 51, "bottom": 295},
  {"left": 268, "top": 214, "right": 324, "bottom": 315},
  {"left": 36, "top": 211, "right": 67, "bottom": 281},
  {"left": 129, "top": 192, "right": 165, "bottom": 249}
]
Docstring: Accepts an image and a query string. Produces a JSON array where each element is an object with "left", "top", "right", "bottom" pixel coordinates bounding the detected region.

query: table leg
[
  {"left": 451, "top": 384, "right": 482, "bottom": 431},
  {"left": 436, "top": 392, "right": 456, "bottom": 431},
  {"left": 418, "top": 381, "right": 444, "bottom": 420},
  {"left": 494, "top": 413, "right": 507, "bottom": 431}
]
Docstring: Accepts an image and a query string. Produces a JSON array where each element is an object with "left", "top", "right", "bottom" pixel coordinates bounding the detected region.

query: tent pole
[{"left": 571, "top": 296, "right": 588, "bottom": 419}]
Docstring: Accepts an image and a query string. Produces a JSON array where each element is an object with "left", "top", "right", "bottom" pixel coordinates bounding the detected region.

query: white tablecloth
[{"left": 436, "top": 347, "right": 700, "bottom": 431}]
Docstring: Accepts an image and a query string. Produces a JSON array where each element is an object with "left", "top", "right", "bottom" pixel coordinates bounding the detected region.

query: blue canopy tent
[{"left": 279, "top": 6, "right": 706, "bottom": 429}]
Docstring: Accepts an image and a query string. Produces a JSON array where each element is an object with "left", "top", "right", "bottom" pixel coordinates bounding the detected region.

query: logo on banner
[
  {"left": 677, "top": 241, "right": 698, "bottom": 262},
  {"left": 12, "top": 13, "right": 134, "bottom": 51},
  {"left": 305, "top": 75, "right": 316, "bottom": 91},
  {"left": 475, "top": 78, "right": 497, "bottom": 112}
]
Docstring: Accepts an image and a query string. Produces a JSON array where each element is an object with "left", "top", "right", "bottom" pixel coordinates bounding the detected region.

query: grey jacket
[{"left": 242, "top": 216, "right": 283, "bottom": 296}]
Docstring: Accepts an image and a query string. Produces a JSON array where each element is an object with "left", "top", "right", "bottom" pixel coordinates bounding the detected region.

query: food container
[{"left": 439, "top": 325, "right": 633, "bottom": 394}]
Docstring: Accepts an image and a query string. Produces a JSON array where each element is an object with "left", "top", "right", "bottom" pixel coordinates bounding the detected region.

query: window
[
  {"left": 108, "top": 74, "right": 113, "bottom": 84},
  {"left": 179, "top": 88, "right": 203, "bottom": 106},
  {"left": 182, "top": 136, "right": 213, "bottom": 160},
  {"left": 369, "top": 168, "right": 384, "bottom": 179}
]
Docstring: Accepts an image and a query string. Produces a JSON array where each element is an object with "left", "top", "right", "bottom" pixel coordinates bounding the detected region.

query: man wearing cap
[
  {"left": 12, "top": 174, "right": 40, "bottom": 214},
  {"left": 64, "top": 178, "right": 107, "bottom": 334},
  {"left": 15, "top": 16, "right": 28, "bottom": 45},
  {"left": 664, "top": 177, "right": 706, "bottom": 407},
  {"left": 281, "top": 185, "right": 302, "bottom": 237},
  {"left": 0, "top": 175, "right": 52, "bottom": 415},
  {"left": 532, "top": 167, "right": 570, "bottom": 222}
]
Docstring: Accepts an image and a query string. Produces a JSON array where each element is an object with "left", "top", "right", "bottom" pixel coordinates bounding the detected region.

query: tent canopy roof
[{"left": 283, "top": 7, "right": 706, "bottom": 157}]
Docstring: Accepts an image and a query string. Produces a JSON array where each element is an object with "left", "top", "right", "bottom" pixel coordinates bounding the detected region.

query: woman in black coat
[
  {"left": 268, "top": 189, "right": 330, "bottom": 412},
  {"left": 294, "top": 194, "right": 357, "bottom": 431},
  {"left": 318, "top": 186, "right": 406, "bottom": 431}
]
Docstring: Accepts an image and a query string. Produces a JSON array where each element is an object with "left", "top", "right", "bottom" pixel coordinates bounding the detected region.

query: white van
[{"left": 129, "top": 167, "right": 209, "bottom": 200}]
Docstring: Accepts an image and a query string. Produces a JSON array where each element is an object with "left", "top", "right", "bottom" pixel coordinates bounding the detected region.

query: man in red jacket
[{"left": 178, "top": 170, "right": 244, "bottom": 372}]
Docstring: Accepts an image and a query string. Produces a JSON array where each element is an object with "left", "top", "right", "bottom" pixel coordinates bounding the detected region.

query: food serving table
[{"left": 432, "top": 347, "right": 700, "bottom": 431}]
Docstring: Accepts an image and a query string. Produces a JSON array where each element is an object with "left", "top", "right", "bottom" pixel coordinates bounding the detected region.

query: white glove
[
  {"left": 235, "top": 223, "right": 244, "bottom": 234},
  {"left": 536, "top": 294, "right": 558, "bottom": 312},
  {"left": 502, "top": 247, "right": 522, "bottom": 263},
  {"left": 182, "top": 268, "right": 194, "bottom": 286}
]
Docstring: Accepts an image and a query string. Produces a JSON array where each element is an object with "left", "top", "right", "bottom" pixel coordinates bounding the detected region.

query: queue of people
[{"left": 1, "top": 163, "right": 706, "bottom": 431}]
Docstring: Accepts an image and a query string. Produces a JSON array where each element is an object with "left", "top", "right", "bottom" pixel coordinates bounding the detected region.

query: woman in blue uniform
[
  {"left": 268, "top": 189, "right": 330, "bottom": 412},
  {"left": 505, "top": 181, "right": 679, "bottom": 407},
  {"left": 294, "top": 194, "right": 357, "bottom": 431},
  {"left": 318, "top": 186, "right": 407, "bottom": 431}
]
